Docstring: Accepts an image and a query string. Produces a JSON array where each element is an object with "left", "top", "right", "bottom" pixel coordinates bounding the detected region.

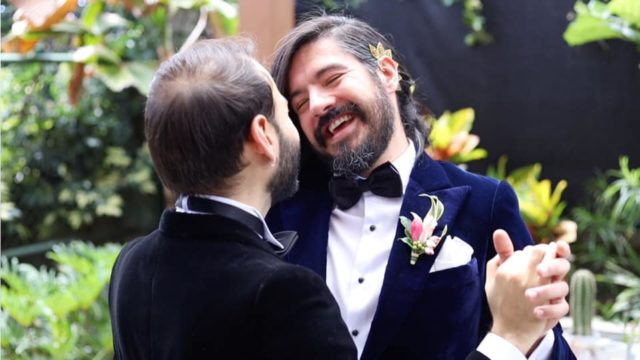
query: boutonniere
[{"left": 399, "top": 194, "right": 448, "bottom": 265}]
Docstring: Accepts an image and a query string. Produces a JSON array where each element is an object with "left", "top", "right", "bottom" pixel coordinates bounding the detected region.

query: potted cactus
[
  {"left": 571, "top": 269, "right": 597, "bottom": 336},
  {"left": 566, "top": 269, "right": 633, "bottom": 359}
]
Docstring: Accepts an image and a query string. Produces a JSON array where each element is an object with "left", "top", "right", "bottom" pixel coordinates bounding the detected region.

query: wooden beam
[{"left": 238, "top": 0, "right": 295, "bottom": 66}]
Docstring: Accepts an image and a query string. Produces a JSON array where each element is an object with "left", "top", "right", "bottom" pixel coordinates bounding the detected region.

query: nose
[{"left": 308, "top": 87, "right": 335, "bottom": 118}]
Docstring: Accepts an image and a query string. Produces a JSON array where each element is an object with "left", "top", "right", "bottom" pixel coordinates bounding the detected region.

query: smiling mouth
[
  {"left": 327, "top": 114, "right": 354, "bottom": 135},
  {"left": 315, "top": 103, "right": 366, "bottom": 147}
]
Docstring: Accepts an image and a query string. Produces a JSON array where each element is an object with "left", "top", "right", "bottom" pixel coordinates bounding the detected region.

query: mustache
[{"left": 315, "top": 103, "right": 367, "bottom": 146}]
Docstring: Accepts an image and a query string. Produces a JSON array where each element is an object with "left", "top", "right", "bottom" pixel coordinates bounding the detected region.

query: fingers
[
  {"left": 526, "top": 245, "right": 546, "bottom": 269},
  {"left": 542, "top": 242, "right": 557, "bottom": 263},
  {"left": 493, "top": 229, "right": 514, "bottom": 265},
  {"left": 525, "top": 282, "right": 569, "bottom": 304},
  {"left": 533, "top": 298, "right": 569, "bottom": 320},
  {"left": 537, "top": 257, "right": 571, "bottom": 279},
  {"left": 555, "top": 240, "right": 572, "bottom": 259}
]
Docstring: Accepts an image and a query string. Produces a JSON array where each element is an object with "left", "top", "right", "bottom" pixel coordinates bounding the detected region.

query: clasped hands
[{"left": 486, "top": 229, "right": 571, "bottom": 356}]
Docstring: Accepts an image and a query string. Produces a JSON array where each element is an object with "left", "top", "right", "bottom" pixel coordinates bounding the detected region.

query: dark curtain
[{"left": 296, "top": 0, "right": 640, "bottom": 205}]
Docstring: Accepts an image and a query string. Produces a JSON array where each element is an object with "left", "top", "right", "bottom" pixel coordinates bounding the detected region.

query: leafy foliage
[
  {"left": 564, "top": 0, "right": 640, "bottom": 46},
  {"left": 572, "top": 157, "right": 640, "bottom": 334},
  {"left": 426, "top": 108, "right": 488, "bottom": 164},
  {"left": 572, "top": 156, "right": 640, "bottom": 265},
  {"left": 441, "top": 0, "right": 493, "bottom": 46},
  {"left": 1, "top": 241, "right": 121, "bottom": 359},
  {"left": 488, "top": 157, "right": 569, "bottom": 243},
  {"left": 1, "top": 0, "right": 239, "bottom": 249},
  {"left": 0, "top": 62, "right": 158, "bottom": 247}
]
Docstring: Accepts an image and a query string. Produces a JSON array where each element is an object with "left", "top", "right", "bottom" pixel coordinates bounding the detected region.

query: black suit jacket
[{"left": 109, "top": 208, "right": 356, "bottom": 359}]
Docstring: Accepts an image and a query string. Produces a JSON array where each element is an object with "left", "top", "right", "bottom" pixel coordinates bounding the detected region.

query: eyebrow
[{"left": 289, "top": 63, "right": 348, "bottom": 100}]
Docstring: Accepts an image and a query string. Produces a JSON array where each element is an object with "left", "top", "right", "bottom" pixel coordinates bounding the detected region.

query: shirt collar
[
  {"left": 391, "top": 139, "right": 417, "bottom": 194},
  {"left": 176, "top": 194, "right": 283, "bottom": 249}
]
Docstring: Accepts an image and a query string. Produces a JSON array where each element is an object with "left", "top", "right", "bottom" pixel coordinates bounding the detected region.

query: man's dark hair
[
  {"left": 270, "top": 14, "right": 429, "bottom": 149},
  {"left": 145, "top": 38, "right": 275, "bottom": 195}
]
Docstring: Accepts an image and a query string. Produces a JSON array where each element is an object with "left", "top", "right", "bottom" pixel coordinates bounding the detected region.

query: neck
[
  {"left": 363, "top": 119, "right": 409, "bottom": 177},
  {"left": 207, "top": 180, "right": 272, "bottom": 216},
  {"left": 227, "top": 191, "right": 271, "bottom": 216}
]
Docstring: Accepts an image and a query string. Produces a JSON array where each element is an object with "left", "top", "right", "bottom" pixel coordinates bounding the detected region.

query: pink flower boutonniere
[{"left": 399, "top": 194, "right": 448, "bottom": 265}]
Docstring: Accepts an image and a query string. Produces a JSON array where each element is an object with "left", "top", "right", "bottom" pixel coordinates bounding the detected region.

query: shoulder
[
  {"left": 436, "top": 160, "right": 501, "bottom": 191},
  {"left": 441, "top": 162, "right": 518, "bottom": 207},
  {"left": 113, "top": 232, "right": 158, "bottom": 268}
]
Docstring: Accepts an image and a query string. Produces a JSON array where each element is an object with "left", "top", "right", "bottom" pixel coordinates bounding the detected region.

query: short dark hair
[
  {"left": 145, "top": 38, "right": 275, "bottom": 195},
  {"left": 270, "top": 14, "right": 429, "bottom": 149}
]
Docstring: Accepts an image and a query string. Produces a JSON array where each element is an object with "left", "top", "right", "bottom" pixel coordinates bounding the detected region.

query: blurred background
[{"left": 1, "top": 0, "right": 638, "bottom": 358}]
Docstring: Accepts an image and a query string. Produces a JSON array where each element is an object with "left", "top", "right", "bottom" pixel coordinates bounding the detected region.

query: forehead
[{"left": 287, "top": 38, "right": 365, "bottom": 89}]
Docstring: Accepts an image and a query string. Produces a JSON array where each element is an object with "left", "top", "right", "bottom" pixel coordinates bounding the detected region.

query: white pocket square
[{"left": 429, "top": 235, "right": 474, "bottom": 273}]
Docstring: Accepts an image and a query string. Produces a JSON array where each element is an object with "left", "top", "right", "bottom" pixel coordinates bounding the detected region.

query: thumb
[{"left": 493, "top": 229, "right": 514, "bottom": 265}]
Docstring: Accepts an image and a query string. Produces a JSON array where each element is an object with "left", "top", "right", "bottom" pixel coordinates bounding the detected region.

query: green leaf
[
  {"left": 93, "top": 61, "right": 158, "bottom": 94},
  {"left": 71, "top": 45, "right": 121, "bottom": 64},
  {"left": 451, "top": 148, "right": 488, "bottom": 163},
  {"left": 81, "top": 0, "right": 104, "bottom": 29},
  {"left": 564, "top": 14, "right": 623, "bottom": 46},
  {"left": 399, "top": 216, "right": 412, "bottom": 230},
  {"left": 400, "top": 237, "right": 413, "bottom": 247},
  {"left": 609, "top": 0, "right": 640, "bottom": 28},
  {"left": 93, "top": 13, "right": 131, "bottom": 34}
]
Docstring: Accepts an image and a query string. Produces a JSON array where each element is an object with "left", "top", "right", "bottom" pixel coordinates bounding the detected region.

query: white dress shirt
[
  {"left": 324, "top": 141, "right": 553, "bottom": 359},
  {"left": 325, "top": 142, "right": 416, "bottom": 357}
]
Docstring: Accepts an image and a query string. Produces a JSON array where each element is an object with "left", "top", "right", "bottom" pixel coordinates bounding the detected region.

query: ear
[
  {"left": 248, "top": 114, "right": 278, "bottom": 165},
  {"left": 376, "top": 56, "right": 400, "bottom": 94}
]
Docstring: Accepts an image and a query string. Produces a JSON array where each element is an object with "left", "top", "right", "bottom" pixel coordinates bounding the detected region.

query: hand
[
  {"left": 486, "top": 231, "right": 549, "bottom": 355},
  {"left": 526, "top": 240, "right": 571, "bottom": 332}
]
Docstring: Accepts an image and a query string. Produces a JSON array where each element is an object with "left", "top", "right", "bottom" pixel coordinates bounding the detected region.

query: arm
[
  {"left": 254, "top": 265, "right": 357, "bottom": 360},
  {"left": 484, "top": 182, "right": 574, "bottom": 359}
]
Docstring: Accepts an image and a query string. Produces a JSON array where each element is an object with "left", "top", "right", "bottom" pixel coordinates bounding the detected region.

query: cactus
[{"left": 570, "top": 269, "right": 597, "bottom": 336}]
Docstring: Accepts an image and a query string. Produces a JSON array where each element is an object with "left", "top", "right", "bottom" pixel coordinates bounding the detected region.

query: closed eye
[
  {"left": 324, "top": 73, "right": 343, "bottom": 86},
  {"left": 294, "top": 98, "right": 308, "bottom": 113}
]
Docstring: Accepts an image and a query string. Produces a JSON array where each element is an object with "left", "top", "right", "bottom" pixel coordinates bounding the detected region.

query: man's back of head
[{"left": 144, "top": 38, "right": 275, "bottom": 196}]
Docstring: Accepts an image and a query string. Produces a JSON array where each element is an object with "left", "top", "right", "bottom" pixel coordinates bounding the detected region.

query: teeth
[{"left": 328, "top": 115, "right": 351, "bottom": 134}]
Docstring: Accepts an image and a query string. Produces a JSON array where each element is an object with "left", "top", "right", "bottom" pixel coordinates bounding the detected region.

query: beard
[
  {"left": 268, "top": 128, "right": 301, "bottom": 204},
  {"left": 316, "top": 77, "right": 395, "bottom": 177}
]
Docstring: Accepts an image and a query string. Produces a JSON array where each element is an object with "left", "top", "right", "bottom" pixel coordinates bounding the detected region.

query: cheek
[{"left": 299, "top": 118, "right": 317, "bottom": 144}]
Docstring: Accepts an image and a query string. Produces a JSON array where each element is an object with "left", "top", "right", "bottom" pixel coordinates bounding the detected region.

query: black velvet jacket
[{"left": 109, "top": 207, "right": 356, "bottom": 359}]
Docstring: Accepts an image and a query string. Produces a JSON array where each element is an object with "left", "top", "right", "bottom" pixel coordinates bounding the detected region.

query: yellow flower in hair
[
  {"left": 369, "top": 42, "right": 394, "bottom": 61},
  {"left": 369, "top": 42, "right": 402, "bottom": 81}
]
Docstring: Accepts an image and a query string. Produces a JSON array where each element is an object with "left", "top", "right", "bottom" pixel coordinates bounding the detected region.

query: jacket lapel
[
  {"left": 362, "top": 154, "right": 471, "bottom": 360},
  {"left": 282, "top": 188, "right": 334, "bottom": 279}
]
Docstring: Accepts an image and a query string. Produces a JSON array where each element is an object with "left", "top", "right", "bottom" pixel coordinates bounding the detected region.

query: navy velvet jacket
[
  {"left": 267, "top": 153, "right": 575, "bottom": 360},
  {"left": 109, "top": 209, "right": 356, "bottom": 359}
]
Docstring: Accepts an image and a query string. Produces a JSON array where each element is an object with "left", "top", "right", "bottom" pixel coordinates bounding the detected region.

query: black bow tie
[
  {"left": 329, "top": 162, "right": 403, "bottom": 210},
  {"left": 181, "top": 196, "right": 298, "bottom": 258}
]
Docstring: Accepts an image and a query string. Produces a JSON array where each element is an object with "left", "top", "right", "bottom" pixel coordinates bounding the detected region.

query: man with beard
[
  {"left": 266, "top": 15, "right": 575, "bottom": 360},
  {"left": 108, "top": 38, "right": 357, "bottom": 359}
]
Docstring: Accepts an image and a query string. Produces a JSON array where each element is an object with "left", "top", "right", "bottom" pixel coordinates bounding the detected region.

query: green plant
[
  {"left": 426, "top": 108, "right": 488, "bottom": 164},
  {"left": 571, "top": 156, "right": 639, "bottom": 339},
  {"left": 572, "top": 156, "right": 640, "bottom": 267},
  {"left": 0, "top": 241, "right": 121, "bottom": 359},
  {"left": 441, "top": 0, "right": 493, "bottom": 46},
  {"left": 487, "top": 156, "right": 569, "bottom": 243},
  {"left": 571, "top": 269, "right": 597, "bottom": 336},
  {"left": 564, "top": 0, "right": 640, "bottom": 47},
  {"left": 0, "top": 62, "right": 158, "bottom": 247},
  {"left": 602, "top": 261, "right": 640, "bottom": 324},
  {"left": 1, "top": 1, "right": 240, "bottom": 249}
]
